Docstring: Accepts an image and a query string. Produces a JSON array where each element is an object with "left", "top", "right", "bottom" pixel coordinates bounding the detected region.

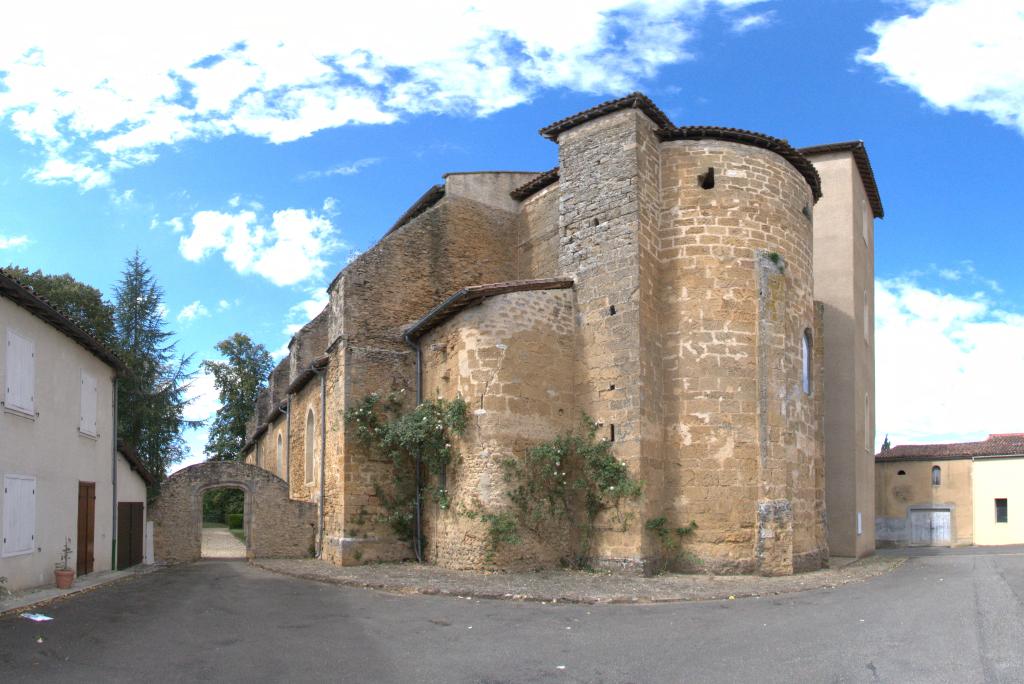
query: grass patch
[{"left": 230, "top": 528, "right": 246, "bottom": 544}]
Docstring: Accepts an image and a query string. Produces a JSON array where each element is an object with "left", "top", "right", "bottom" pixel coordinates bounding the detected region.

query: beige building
[
  {"left": 876, "top": 434, "right": 1024, "bottom": 547},
  {"left": 243, "top": 93, "right": 882, "bottom": 574},
  {"left": 0, "top": 271, "right": 151, "bottom": 592}
]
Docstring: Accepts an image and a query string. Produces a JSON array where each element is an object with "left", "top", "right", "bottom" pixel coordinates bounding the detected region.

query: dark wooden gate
[
  {"left": 76, "top": 482, "right": 96, "bottom": 575},
  {"left": 117, "top": 502, "right": 145, "bottom": 569}
]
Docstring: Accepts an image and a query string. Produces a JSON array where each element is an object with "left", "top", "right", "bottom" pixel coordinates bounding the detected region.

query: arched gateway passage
[{"left": 151, "top": 461, "right": 317, "bottom": 564}]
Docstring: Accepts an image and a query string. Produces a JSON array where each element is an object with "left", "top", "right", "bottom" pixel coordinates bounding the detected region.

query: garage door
[{"left": 910, "top": 509, "right": 951, "bottom": 546}]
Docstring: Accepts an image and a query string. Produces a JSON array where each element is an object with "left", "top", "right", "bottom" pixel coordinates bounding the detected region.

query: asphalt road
[{"left": 2, "top": 550, "right": 1024, "bottom": 683}]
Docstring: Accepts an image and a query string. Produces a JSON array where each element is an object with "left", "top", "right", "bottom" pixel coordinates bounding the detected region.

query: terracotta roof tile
[
  {"left": 538, "top": 92, "right": 673, "bottom": 141},
  {"left": 510, "top": 167, "right": 559, "bottom": 201},
  {"left": 405, "top": 278, "right": 575, "bottom": 341},
  {"left": 0, "top": 269, "right": 126, "bottom": 373},
  {"left": 877, "top": 434, "right": 1024, "bottom": 461}
]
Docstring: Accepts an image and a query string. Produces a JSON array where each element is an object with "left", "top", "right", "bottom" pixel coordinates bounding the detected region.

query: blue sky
[{"left": 1, "top": 0, "right": 1021, "bottom": 472}]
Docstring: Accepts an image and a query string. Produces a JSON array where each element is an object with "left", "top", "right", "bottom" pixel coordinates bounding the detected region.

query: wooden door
[
  {"left": 117, "top": 502, "right": 144, "bottom": 570},
  {"left": 77, "top": 482, "right": 96, "bottom": 575}
]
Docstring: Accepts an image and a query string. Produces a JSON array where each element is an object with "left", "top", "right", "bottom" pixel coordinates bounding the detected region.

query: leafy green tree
[
  {"left": 3, "top": 265, "right": 116, "bottom": 345},
  {"left": 201, "top": 333, "right": 273, "bottom": 461},
  {"left": 114, "top": 251, "right": 197, "bottom": 485}
]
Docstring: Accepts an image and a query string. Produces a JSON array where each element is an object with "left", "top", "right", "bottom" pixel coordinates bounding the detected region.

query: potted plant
[{"left": 54, "top": 537, "right": 74, "bottom": 589}]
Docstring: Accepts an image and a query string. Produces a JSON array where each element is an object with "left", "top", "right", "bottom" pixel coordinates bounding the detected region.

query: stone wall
[
  {"left": 150, "top": 462, "right": 316, "bottom": 564},
  {"left": 555, "top": 108, "right": 659, "bottom": 569},
  {"left": 656, "top": 139, "right": 824, "bottom": 574},
  {"left": 516, "top": 182, "right": 560, "bottom": 279},
  {"left": 419, "top": 288, "right": 576, "bottom": 569}
]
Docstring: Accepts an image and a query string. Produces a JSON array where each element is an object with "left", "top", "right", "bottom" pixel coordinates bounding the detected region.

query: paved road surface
[
  {"left": 2, "top": 549, "right": 1024, "bottom": 683},
  {"left": 201, "top": 526, "right": 246, "bottom": 558}
]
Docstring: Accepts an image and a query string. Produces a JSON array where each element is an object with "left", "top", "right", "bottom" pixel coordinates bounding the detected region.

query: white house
[{"left": 0, "top": 270, "right": 151, "bottom": 592}]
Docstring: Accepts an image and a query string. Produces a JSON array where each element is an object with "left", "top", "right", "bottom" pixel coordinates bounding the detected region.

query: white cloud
[
  {"left": 0, "top": 233, "right": 31, "bottom": 249},
  {"left": 876, "top": 275, "right": 1024, "bottom": 449},
  {"left": 179, "top": 202, "right": 342, "bottom": 286},
  {"left": 300, "top": 157, "right": 381, "bottom": 180},
  {"left": 859, "top": 0, "right": 1024, "bottom": 135},
  {"left": 322, "top": 197, "right": 338, "bottom": 216},
  {"left": 730, "top": 10, "right": 775, "bottom": 33},
  {"left": 0, "top": 1, "right": 767, "bottom": 188},
  {"left": 110, "top": 188, "right": 135, "bottom": 205},
  {"left": 177, "top": 299, "right": 210, "bottom": 323},
  {"left": 217, "top": 299, "right": 231, "bottom": 311},
  {"left": 156, "top": 303, "right": 169, "bottom": 319},
  {"left": 175, "top": 368, "right": 221, "bottom": 471},
  {"left": 284, "top": 288, "right": 329, "bottom": 336},
  {"left": 183, "top": 367, "right": 221, "bottom": 423}
]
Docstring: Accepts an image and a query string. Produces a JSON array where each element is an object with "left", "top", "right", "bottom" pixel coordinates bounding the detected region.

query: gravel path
[
  {"left": 201, "top": 527, "right": 246, "bottom": 558},
  {"left": 252, "top": 553, "right": 904, "bottom": 604}
]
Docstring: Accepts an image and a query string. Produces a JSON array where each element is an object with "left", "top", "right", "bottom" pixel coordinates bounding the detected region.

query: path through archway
[{"left": 150, "top": 461, "right": 316, "bottom": 564}]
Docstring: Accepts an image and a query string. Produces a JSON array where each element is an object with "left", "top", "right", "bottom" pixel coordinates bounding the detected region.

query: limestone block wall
[
  {"left": 151, "top": 462, "right": 316, "bottom": 564},
  {"left": 289, "top": 310, "right": 328, "bottom": 382},
  {"left": 419, "top": 289, "right": 576, "bottom": 569},
  {"left": 555, "top": 108, "right": 663, "bottom": 568},
  {"left": 328, "top": 344, "right": 415, "bottom": 565},
  {"left": 317, "top": 177, "right": 530, "bottom": 565},
  {"left": 656, "top": 139, "right": 824, "bottom": 574},
  {"left": 287, "top": 375, "right": 323, "bottom": 504},
  {"left": 516, "top": 183, "right": 560, "bottom": 279}
]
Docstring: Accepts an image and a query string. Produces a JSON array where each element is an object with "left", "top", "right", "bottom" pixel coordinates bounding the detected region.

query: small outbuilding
[{"left": 876, "top": 434, "right": 1024, "bottom": 547}]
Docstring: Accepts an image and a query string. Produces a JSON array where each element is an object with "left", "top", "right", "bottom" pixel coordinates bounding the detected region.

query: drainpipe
[
  {"left": 311, "top": 362, "right": 327, "bottom": 558},
  {"left": 402, "top": 331, "right": 424, "bottom": 562},
  {"left": 111, "top": 377, "right": 118, "bottom": 571}
]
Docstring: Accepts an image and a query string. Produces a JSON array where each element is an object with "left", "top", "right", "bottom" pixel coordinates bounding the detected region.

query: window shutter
[
  {"left": 5, "top": 331, "right": 35, "bottom": 414},
  {"left": 80, "top": 370, "right": 98, "bottom": 435},
  {"left": 2, "top": 475, "right": 36, "bottom": 557}
]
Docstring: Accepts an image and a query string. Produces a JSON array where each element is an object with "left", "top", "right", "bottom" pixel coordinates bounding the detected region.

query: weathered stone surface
[
  {"left": 235, "top": 95, "right": 851, "bottom": 576},
  {"left": 150, "top": 462, "right": 316, "bottom": 564}
]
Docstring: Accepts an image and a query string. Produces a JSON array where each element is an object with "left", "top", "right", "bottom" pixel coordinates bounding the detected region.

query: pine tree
[
  {"left": 202, "top": 333, "right": 273, "bottom": 461},
  {"left": 114, "top": 251, "right": 197, "bottom": 485}
]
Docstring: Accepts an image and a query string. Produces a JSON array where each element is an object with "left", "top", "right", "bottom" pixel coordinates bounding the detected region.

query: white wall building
[{"left": 0, "top": 271, "right": 150, "bottom": 592}]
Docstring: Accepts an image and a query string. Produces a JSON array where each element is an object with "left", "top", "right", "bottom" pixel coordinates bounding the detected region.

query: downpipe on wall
[{"left": 110, "top": 377, "right": 118, "bottom": 570}]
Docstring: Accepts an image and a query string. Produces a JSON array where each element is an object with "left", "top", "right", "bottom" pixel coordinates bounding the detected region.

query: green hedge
[{"left": 227, "top": 513, "right": 244, "bottom": 530}]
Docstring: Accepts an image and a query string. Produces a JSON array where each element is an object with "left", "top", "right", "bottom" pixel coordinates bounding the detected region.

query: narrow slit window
[
  {"left": 609, "top": 424, "right": 616, "bottom": 442},
  {"left": 801, "top": 329, "right": 812, "bottom": 394},
  {"left": 996, "top": 498, "right": 1008, "bottom": 523},
  {"left": 931, "top": 466, "right": 941, "bottom": 486},
  {"left": 609, "top": 305, "right": 616, "bottom": 316}
]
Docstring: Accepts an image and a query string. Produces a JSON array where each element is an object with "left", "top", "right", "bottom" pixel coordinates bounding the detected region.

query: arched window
[
  {"left": 801, "top": 329, "right": 812, "bottom": 395},
  {"left": 305, "top": 409, "right": 316, "bottom": 485},
  {"left": 276, "top": 433, "right": 284, "bottom": 477},
  {"left": 932, "top": 466, "right": 941, "bottom": 486}
]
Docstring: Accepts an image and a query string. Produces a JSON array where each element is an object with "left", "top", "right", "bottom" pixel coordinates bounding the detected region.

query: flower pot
[{"left": 54, "top": 568, "right": 74, "bottom": 589}]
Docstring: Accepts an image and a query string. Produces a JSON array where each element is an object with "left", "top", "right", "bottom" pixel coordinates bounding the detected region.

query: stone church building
[{"left": 242, "top": 93, "right": 882, "bottom": 575}]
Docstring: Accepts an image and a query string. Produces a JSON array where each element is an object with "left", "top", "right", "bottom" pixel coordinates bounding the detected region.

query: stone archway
[{"left": 151, "top": 461, "right": 317, "bottom": 564}]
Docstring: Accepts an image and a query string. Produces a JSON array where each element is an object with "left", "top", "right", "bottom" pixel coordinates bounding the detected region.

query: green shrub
[{"left": 227, "top": 513, "right": 244, "bottom": 530}]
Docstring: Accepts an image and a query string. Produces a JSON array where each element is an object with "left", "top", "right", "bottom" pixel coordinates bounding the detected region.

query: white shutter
[
  {"left": 5, "top": 330, "right": 35, "bottom": 414},
  {"left": 2, "top": 475, "right": 36, "bottom": 557},
  {"left": 80, "top": 370, "right": 98, "bottom": 436}
]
